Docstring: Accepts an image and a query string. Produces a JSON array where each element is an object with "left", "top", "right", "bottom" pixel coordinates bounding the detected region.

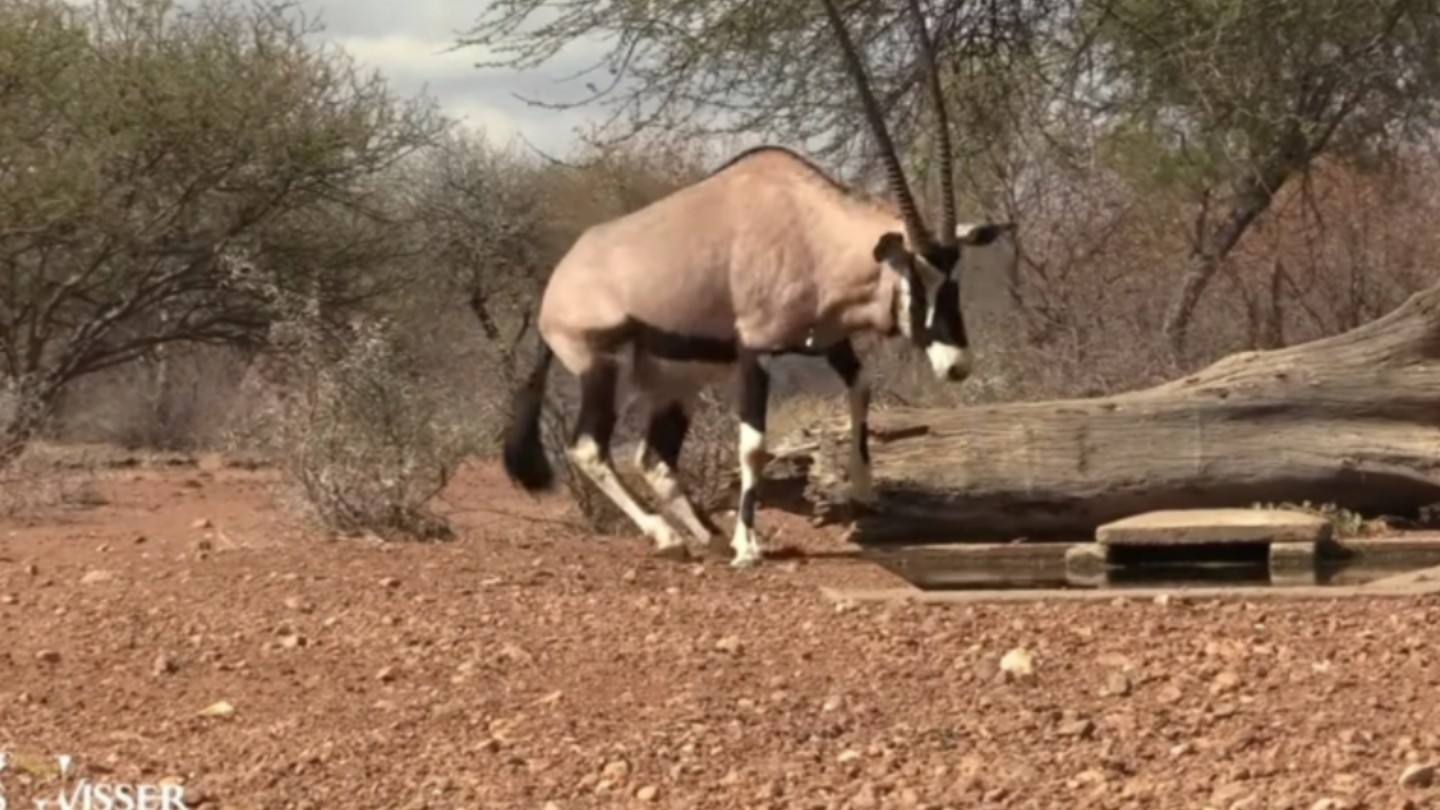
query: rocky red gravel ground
[{"left": 2, "top": 455, "right": 1440, "bottom": 810}]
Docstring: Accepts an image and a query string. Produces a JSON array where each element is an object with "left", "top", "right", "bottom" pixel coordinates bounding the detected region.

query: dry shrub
[
  {"left": 673, "top": 390, "right": 740, "bottom": 513},
  {"left": 270, "top": 311, "right": 469, "bottom": 542},
  {"left": 0, "top": 444, "right": 107, "bottom": 522},
  {"left": 52, "top": 345, "right": 253, "bottom": 451}
]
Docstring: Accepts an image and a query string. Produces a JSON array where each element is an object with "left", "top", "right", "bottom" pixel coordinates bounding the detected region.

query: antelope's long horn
[
  {"left": 903, "top": 0, "right": 957, "bottom": 246},
  {"left": 818, "top": 0, "right": 934, "bottom": 253}
]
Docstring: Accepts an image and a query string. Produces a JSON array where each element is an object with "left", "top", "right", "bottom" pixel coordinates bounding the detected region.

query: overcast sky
[{"left": 297, "top": 0, "right": 607, "bottom": 155}]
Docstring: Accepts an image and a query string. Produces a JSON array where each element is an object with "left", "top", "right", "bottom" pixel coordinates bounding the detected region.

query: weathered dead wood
[{"left": 773, "top": 283, "right": 1440, "bottom": 544}]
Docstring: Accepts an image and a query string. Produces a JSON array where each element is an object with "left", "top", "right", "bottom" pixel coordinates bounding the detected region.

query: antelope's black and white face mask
[{"left": 874, "top": 222, "right": 1017, "bottom": 382}]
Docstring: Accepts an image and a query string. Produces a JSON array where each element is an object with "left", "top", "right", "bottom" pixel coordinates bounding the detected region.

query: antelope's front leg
[
  {"left": 825, "top": 339, "right": 873, "bottom": 506},
  {"left": 730, "top": 349, "right": 770, "bottom": 568}
]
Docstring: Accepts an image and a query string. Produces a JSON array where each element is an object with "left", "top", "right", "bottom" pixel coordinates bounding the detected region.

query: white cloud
[
  {"left": 334, "top": 34, "right": 474, "bottom": 78},
  {"left": 174, "top": 0, "right": 612, "bottom": 155},
  {"left": 318, "top": 2, "right": 633, "bottom": 155},
  {"left": 335, "top": 28, "right": 608, "bottom": 153}
]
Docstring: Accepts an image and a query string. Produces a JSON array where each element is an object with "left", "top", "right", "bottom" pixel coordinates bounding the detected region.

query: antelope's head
[
  {"left": 822, "top": 0, "right": 1017, "bottom": 383},
  {"left": 873, "top": 221, "right": 1016, "bottom": 381}
]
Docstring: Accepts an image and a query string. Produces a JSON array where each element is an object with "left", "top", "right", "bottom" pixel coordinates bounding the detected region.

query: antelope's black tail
[{"left": 502, "top": 340, "right": 556, "bottom": 491}]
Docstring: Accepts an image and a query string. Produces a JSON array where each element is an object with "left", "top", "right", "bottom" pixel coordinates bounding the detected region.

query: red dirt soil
[{"left": 2, "top": 457, "right": 1439, "bottom": 810}]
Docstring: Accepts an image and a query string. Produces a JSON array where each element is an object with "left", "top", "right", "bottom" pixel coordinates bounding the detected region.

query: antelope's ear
[
  {"left": 957, "top": 222, "right": 1015, "bottom": 246},
  {"left": 872, "top": 231, "right": 907, "bottom": 264}
]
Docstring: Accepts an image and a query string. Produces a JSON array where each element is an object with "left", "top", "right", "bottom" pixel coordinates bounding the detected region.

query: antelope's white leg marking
[
  {"left": 926, "top": 343, "right": 971, "bottom": 379},
  {"left": 731, "top": 422, "right": 766, "bottom": 568},
  {"left": 632, "top": 438, "right": 649, "bottom": 473},
  {"left": 568, "top": 436, "right": 686, "bottom": 557},
  {"left": 636, "top": 440, "right": 714, "bottom": 546},
  {"left": 629, "top": 390, "right": 715, "bottom": 548},
  {"left": 848, "top": 368, "right": 874, "bottom": 505}
]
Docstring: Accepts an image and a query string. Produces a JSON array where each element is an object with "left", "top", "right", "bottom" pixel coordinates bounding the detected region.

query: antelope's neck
[{"left": 813, "top": 206, "right": 908, "bottom": 338}]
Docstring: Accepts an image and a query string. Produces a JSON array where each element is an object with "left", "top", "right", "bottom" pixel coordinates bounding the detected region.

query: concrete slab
[
  {"left": 1064, "top": 544, "right": 1109, "bottom": 587},
  {"left": 1331, "top": 537, "right": 1440, "bottom": 566},
  {"left": 1097, "top": 508, "right": 1331, "bottom": 547},
  {"left": 818, "top": 573, "right": 1440, "bottom": 605},
  {"left": 1361, "top": 562, "right": 1440, "bottom": 590},
  {"left": 860, "top": 542, "right": 1071, "bottom": 590},
  {"left": 859, "top": 542, "right": 1067, "bottom": 565},
  {"left": 1269, "top": 541, "right": 1318, "bottom": 586}
]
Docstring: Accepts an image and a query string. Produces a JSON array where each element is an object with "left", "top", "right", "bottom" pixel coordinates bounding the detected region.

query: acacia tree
[
  {"left": 0, "top": 0, "right": 443, "bottom": 460},
  {"left": 458, "top": 0, "right": 1065, "bottom": 181},
  {"left": 405, "top": 132, "right": 550, "bottom": 349},
  {"left": 460, "top": 0, "right": 1440, "bottom": 371},
  {"left": 1082, "top": 0, "right": 1440, "bottom": 361}
]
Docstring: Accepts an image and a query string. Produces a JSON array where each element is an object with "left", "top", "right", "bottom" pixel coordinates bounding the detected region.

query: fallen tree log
[{"left": 771, "top": 283, "right": 1440, "bottom": 544}]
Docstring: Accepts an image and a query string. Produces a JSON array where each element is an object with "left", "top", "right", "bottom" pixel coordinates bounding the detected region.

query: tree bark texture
[
  {"left": 0, "top": 374, "right": 60, "bottom": 465},
  {"left": 774, "top": 283, "right": 1440, "bottom": 544},
  {"left": 1162, "top": 161, "right": 1294, "bottom": 361}
]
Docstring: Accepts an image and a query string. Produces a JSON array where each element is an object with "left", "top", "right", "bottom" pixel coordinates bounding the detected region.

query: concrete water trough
[
  {"left": 853, "top": 507, "right": 1440, "bottom": 602},
  {"left": 1066, "top": 507, "right": 1333, "bottom": 587}
]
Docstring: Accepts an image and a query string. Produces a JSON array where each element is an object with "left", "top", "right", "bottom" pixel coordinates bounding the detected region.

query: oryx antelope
[{"left": 501, "top": 0, "right": 1017, "bottom": 567}]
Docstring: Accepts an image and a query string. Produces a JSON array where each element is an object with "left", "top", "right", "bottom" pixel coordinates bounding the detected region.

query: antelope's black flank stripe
[
  {"left": 590, "top": 318, "right": 738, "bottom": 364},
  {"left": 637, "top": 325, "right": 737, "bottom": 363}
]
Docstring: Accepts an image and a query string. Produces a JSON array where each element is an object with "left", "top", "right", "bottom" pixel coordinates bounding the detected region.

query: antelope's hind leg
[
  {"left": 633, "top": 396, "right": 721, "bottom": 551},
  {"left": 567, "top": 360, "right": 688, "bottom": 559}
]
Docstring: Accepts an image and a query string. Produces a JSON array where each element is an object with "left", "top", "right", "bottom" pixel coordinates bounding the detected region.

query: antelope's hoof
[
  {"left": 847, "top": 479, "right": 876, "bottom": 507},
  {"left": 642, "top": 518, "right": 688, "bottom": 561},
  {"left": 729, "top": 550, "right": 763, "bottom": 569},
  {"left": 846, "top": 499, "right": 875, "bottom": 518}
]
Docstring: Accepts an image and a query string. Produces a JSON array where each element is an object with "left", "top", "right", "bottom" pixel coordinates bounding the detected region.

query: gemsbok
[{"left": 501, "top": 0, "right": 1017, "bottom": 567}]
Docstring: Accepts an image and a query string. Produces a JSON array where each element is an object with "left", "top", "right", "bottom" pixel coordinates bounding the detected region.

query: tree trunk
[
  {"left": 773, "top": 282, "right": 1440, "bottom": 544},
  {"left": 0, "top": 374, "right": 59, "bottom": 464},
  {"left": 1162, "top": 159, "right": 1297, "bottom": 362}
]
